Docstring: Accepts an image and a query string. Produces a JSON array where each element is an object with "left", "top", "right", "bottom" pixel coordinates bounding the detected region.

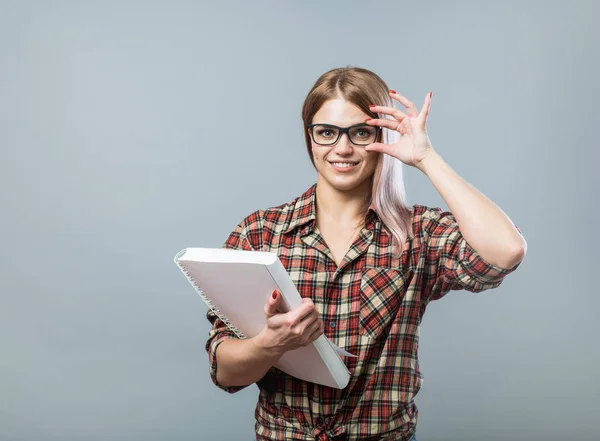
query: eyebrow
[{"left": 310, "top": 122, "right": 370, "bottom": 128}]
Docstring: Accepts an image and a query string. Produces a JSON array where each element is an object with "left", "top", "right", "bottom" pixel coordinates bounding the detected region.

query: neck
[{"left": 315, "top": 176, "right": 372, "bottom": 228}]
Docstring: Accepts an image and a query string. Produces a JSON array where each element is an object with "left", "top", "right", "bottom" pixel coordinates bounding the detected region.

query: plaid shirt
[{"left": 205, "top": 184, "right": 520, "bottom": 441}]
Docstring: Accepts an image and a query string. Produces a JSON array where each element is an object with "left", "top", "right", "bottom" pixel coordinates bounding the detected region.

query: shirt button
[{"left": 329, "top": 321, "right": 336, "bottom": 328}]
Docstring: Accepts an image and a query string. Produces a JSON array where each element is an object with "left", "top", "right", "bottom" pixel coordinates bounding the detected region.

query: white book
[{"left": 174, "top": 247, "right": 354, "bottom": 389}]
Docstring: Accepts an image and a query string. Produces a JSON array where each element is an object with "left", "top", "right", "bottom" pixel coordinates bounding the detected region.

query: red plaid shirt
[{"left": 205, "top": 184, "right": 520, "bottom": 441}]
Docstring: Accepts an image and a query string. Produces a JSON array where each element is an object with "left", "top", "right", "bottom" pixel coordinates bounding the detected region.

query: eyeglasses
[{"left": 307, "top": 123, "right": 380, "bottom": 146}]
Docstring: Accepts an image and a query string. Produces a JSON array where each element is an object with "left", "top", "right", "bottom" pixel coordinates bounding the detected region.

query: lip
[{"left": 328, "top": 161, "right": 359, "bottom": 173}]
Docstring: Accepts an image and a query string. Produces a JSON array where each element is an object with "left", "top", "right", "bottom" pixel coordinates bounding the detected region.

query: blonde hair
[{"left": 301, "top": 66, "right": 413, "bottom": 255}]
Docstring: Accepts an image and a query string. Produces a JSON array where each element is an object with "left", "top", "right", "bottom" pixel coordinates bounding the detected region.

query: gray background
[{"left": 1, "top": 1, "right": 598, "bottom": 440}]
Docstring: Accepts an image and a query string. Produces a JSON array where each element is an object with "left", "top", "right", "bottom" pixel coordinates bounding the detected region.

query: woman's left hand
[{"left": 365, "top": 91, "right": 435, "bottom": 170}]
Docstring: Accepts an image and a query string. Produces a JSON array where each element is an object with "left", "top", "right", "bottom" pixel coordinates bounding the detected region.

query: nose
[{"left": 332, "top": 133, "right": 353, "bottom": 154}]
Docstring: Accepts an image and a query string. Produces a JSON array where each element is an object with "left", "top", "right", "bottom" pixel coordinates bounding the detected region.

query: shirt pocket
[{"left": 359, "top": 267, "right": 409, "bottom": 340}]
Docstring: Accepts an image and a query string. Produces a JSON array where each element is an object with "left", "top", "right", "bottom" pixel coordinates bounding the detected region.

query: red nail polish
[
  {"left": 272, "top": 290, "right": 277, "bottom": 299},
  {"left": 365, "top": 118, "right": 372, "bottom": 122},
  {"left": 369, "top": 104, "right": 376, "bottom": 108},
  {"left": 389, "top": 89, "right": 396, "bottom": 94},
  {"left": 430, "top": 92, "right": 433, "bottom": 98}
]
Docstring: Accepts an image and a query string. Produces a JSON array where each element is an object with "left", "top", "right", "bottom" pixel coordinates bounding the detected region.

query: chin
[{"left": 324, "top": 174, "right": 372, "bottom": 193}]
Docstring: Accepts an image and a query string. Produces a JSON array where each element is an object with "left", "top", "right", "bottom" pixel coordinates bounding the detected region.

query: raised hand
[{"left": 365, "top": 91, "right": 435, "bottom": 170}]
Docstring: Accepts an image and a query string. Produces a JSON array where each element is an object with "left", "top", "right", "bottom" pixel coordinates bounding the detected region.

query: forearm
[
  {"left": 418, "top": 151, "right": 527, "bottom": 269},
  {"left": 215, "top": 335, "right": 282, "bottom": 388}
]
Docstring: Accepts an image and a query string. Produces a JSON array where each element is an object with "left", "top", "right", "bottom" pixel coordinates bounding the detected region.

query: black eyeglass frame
[{"left": 307, "top": 123, "right": 381, "bottom": 146}]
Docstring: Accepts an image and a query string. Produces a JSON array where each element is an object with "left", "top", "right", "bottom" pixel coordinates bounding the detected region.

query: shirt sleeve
[
  {"left": 204, "top": 209, "right": 264, "bottom": 393},
  {"left": 418, "top": 206, "right": 522, "bottom": 302}
]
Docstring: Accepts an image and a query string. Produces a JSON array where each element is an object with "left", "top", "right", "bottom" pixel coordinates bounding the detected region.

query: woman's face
[{"left": 309, "top": 98, "right": 380, "bottom": 193}]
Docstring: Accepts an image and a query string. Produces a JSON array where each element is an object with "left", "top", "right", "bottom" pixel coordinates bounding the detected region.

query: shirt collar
[{"left": 283, "top": 183, "right": 380, "bottom": 235}]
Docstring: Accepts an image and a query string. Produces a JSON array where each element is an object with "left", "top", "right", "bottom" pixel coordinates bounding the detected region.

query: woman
[{"left": 205, "top": 67, "right": 526, "bottom": 441}]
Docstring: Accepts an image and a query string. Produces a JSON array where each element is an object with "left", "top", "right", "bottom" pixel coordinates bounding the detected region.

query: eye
[
  {"left": 316, "top": 128, "right": 336, "bottom": 138},
  {"left": 352, "top": 127, "right": 375, "bottom": 139}
]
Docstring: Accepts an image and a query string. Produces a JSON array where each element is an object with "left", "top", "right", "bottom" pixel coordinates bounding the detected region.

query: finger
[
  {"left": 277, "top": 305, "right": 318, "bottom": 334},
  {"left": 365, "top": 117, "right": 404, "bottom": 132},
  {"left": 389, "top": 91, "right": 418, "bottom": 117},
  {"left": 275, "top": 306, "right": 317, "bottom": 333},
  {"left": 305, "top": 320, "right": 325, "bottom": 345},
  {"left": 419, "top": 92, "right": 432, "bottom": 124},
  {"left": 368, "top": 104, "right": 407, "bottom": 122},
  {"left": 270, "top": 303, "right": 311, "bottom": 329},
  {"left": 298, "top": 315, "right": 320, "bottom": 338},
  {"left": 298, "top": 309, "right": 319, "bottom": 329},
  {"left": 264, "top": 290, "right": 281, "bottom": 317},
  {"left": 364, "top": 142, "right": 396, "bottom": 156},
  {"left": 298, "top": 318, "right": 323, "bottom": 346},
  {"left": 289, "top": 299, "right": 316, "bottom": 325}
]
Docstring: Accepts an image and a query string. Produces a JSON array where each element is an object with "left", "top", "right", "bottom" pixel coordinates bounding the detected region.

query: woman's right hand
[{"left": 252, "top": 290, "right": 324, "bottom": 357}]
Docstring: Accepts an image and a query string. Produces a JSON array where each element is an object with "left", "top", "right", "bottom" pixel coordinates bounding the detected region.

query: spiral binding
[{"left": 174, "top": 249, "right": 247, "bottom": 340}]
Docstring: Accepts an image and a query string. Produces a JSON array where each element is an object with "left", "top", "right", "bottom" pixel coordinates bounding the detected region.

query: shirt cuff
[
  {"left": 206, "top": 330, "right": 249, "bottom": 394},
  {"left": 456, "top": 237, "right": 521, "bottom": 290}
]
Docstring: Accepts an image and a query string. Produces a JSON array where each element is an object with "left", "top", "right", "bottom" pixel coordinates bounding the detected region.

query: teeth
[{"left": 331, "top": 162, "right": 357, "bottom": 168}]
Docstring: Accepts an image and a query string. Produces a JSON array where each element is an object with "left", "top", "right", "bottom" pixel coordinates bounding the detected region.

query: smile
[{"left": 329, "top": 161, "right": 359, "bottom": 171}]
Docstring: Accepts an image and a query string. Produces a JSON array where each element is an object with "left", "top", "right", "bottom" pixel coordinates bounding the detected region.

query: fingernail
[
  {"left": 389, "top": 89, "right": 396, "bottom": 94},
  {"left": 365, "top": 118, "right": 372, "bottom": 122},
  {"left": 429, "top": 92, "right": 433, "bottom": 98},
  {"left": 272, "top": 290, "right": 277, "bottom": 299},
  {"left": 368, "top": 104, "right": 376, "bottom": 108}
]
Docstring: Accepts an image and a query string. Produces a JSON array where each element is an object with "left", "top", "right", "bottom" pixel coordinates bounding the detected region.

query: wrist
[
  {"left": 250, "top": 331, "right": 285, "bottom": 360},
  {"left": 416, "top": 149, "right": 444, "bottom": 176}
]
